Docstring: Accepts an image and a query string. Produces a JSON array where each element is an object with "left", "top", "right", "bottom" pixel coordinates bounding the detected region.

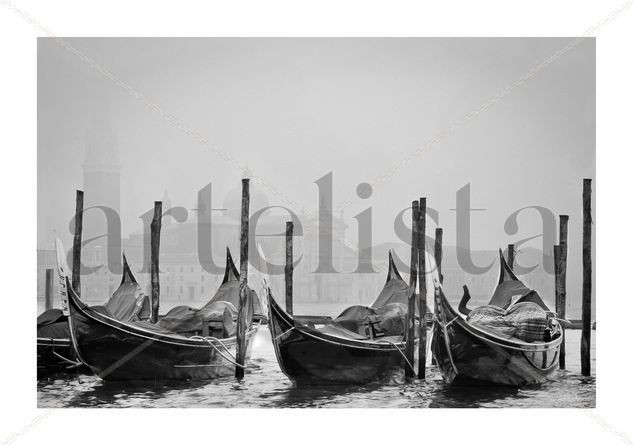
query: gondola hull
[
  {"left": 68, "top": 286, "right": 257, "bottom": 381},
  {"left": 269, "top": 295, "right": 407, "bottom": 385},
  {"left": 37, "top": 337, "right": 86, "bottom": 375},
  {"left": 37, "top": 253, "right": 149, "bottom": 377},
  {"left": 432, "top": 290, "right": 562, "bottom": 386}
]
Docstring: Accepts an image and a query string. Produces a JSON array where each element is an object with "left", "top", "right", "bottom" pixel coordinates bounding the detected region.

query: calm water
[{"left": 37, "top": 324, "right": 595, "bottom": 408}]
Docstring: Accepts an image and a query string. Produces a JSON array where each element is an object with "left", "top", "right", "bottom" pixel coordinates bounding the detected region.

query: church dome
[{"left": 222, "top": 181, "right": 270, "bottom": 219}]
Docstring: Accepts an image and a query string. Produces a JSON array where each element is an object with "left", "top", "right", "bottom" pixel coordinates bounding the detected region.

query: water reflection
[
  {"left": 428, "top": 383, "right": 521, "bottom": 408},
  {"left": 37, "top": 327, "right": 595, "bottom": 408},
  {"left": 69, "top": 379, "right": 211, "bottom": 407}
]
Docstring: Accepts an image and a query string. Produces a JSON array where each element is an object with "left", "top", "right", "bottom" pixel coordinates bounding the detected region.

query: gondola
[
  {"left": 57, "top": 240, "right": 260, "bottom": 381},
  {"left": 156, "top": 247, "right": 265, "bottom": 334},
  {"left": 431, "top": 250, "right": 563, "bottom": 386},
  {"left": 37, "top": 253, "right": 150, "bottom": 375},
  {"left": 268, "top": 252, "right": 418, "bottom": 385}
]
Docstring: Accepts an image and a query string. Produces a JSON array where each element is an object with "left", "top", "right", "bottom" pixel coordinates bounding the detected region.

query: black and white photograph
[
  {"left": 35, "top": 36, "right": 596, "bottom": 408},
  {"left": 1, "top": 0, "right": 632, "bottom": 443}
]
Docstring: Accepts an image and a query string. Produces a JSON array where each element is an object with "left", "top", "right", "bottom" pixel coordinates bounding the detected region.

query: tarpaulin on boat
[
  {"left": 156, "top": 258, "right": 257, "bottom": 336},
  {"left": 467, "top": 302, "right": 551, "bottom": 342},
  {"left": 104, "top": 283, "right": 150, "bottom": 321},
  {"left": 370, "top": 279, "right": 411, "bottom": 308},
  {"left": 370, "top": 251, "right": 411, "bottom": 308},
  {"left": 104, "top": 254, "right": 151, "bottom": 321},
  {"left": 201, "top": 279, "right": 260, "bottom": 319},
  {"left": 201, "top": 247, "right": 264, "bottom": 318},
  {"left": 37, "top": 309, "right": 69, "bottom": 339},
  {"left": 157, "top": 301, "right": 238, "bottom": 336},
  {"left": 38, "top": 306, "right": 114, "bottom": 339},
  {"left": 335, "top": 303, "right": 408, "bottom": 337}
]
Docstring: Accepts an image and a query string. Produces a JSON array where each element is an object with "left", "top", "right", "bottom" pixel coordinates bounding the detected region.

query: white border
[{"left": 1, "top": 0, "right": 631, "bottom": 444}]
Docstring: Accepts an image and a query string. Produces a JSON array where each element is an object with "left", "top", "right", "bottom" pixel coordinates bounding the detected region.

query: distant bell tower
[{"left": 82, "top": 107, "right": 122, "bottom": 248}]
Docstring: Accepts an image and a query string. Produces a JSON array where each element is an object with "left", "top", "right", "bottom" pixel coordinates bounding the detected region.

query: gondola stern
[
  {"left": 222, "top": 247, "right": 240, "bottom": 284},
  {"left": 120, "top": 251, "right": 138, "bottom": 285},
  {"left": 498, "top": 248, "right": 520, "bottom": 284},
  {"left": 386, "top": 250, "right": 404, "bottom": 283},
  {"left": 267, "top": 290, "right": 295, "bottom": 329},
  {"left": 62, "top": 275, "right": 93, "bottom": 370}
]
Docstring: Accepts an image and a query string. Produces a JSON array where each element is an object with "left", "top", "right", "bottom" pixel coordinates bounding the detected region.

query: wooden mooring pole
[
  {"left": 235, "top": 179, "right": 250, "bottom": 379},
  {"left": 72, "top": 190, "right": 84, "bottom": 296},
  {"left": 405, "top": 200, "right": 419, "bottom": 379},
  {"left": 417, "top": 198, "right": 427, "bottom": 380},
  {"left": 581, "top": 179, "right": 592, "bottom": 376},
  {"left": 557, "top": 215, "right": 569, "bottom": 369},
  {"left": 507, "top": 243, "right": 515, "bottom": 270},
  {"left": 150, "top": 201, "right": 162, "bottom": 324},
  {"left": 432, "top": 227, "right": 442, "bottom": 366},
  {"left": 285, "top": 221, "right": 294, "bottom": 316},
  {"left": 45, "top": 269, "right": 54, "bottom": 310},
  {"left": 554, "top": 245, "right": 564, "bottom": 368},
  {"left": 434, "top": 228, "right": 443, "bottom": 284}
]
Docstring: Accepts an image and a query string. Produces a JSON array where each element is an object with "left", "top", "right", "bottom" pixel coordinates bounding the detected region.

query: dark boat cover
[
  {"left": 334, "top": 303, "right": 408, "bottom": 337},
  {"left": 201, "top": 278, "right": 260, "bottom": 318},
  {"left": 155, "top": 248, "right": 258, "bottom": 335},
  {"left": 370, "top": 279, "right": 410, "bottom": 309},
  {"left": 156, "top": 301, "right": 238, "bottom": 336},
  {"left": 369, "top": 252, "right": 410, "bottom": 308},
  {"left": 204, "top": 247, "right": 263, "bottom": 317},
  {"left": 104, "top": 253, "right": 151, "bottom": 321},
  {"left": 323, "top": 251, "right": 410, "bottom": 339},
  {"left": 37, "top": 309, "right": 69, "bottom": 339},
  {"left": 38, "top": 253, "right": 149, "bottom": 341},
  {"left": 37, "top": 306, "right": 114, "bottom": 339}
]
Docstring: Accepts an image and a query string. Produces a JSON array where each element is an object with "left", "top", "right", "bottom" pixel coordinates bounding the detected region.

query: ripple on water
[{"left": 37, "top": 327, "right": 595, "bottom": 408}]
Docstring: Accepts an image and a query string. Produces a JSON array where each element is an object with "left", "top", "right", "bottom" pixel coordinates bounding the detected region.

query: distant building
[
  {"left": 38, "top": 119, "right": 384, "bottom": 307},
  {"left": 38, "top": 115, "right": 555, "bottom": 310}
]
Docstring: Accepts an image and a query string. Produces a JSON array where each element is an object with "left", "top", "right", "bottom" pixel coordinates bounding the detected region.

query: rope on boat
[
  {"left": 375, "top": 339, "right": 416, "bottom": 375},
  {"left": 443, "top": 315, "right": 459, "bottom": 328},
  {"left": 52, "top": 350, "right": 83, "bottom": 369},
  {"left": 189, "top": 322, "right": 261, "bottom": 369},
  {"left": 272, "top": 326, "right": 295, "bottom": 342},
  {"left": 189, "top": 336, "right": 246, "bottom": 369}
]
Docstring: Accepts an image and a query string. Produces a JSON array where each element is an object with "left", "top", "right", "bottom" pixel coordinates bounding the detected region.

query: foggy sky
[{"left": 37, "top": 38, "right": 595, "bottom": 272}]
